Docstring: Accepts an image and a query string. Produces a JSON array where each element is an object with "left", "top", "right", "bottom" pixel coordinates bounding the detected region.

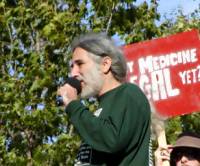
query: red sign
[{"left": 123, "top": 29, "right": 200, "bottom": 117}]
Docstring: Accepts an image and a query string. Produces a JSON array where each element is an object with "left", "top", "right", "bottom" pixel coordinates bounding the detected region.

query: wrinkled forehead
[
  {"left": 72, "top": 47, "right": 102, "bottom": 64},
  {"left": 72, "top": 47, "right": 90, "bottom": 58}
]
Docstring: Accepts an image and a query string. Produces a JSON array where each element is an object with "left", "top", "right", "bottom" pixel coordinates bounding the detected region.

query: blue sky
[
  {"left": 114, "top": 0, "right": 199, "bottom": 44},
  {"left": 137, "top": 0, "right": 199, "bottom": 19},
  {"left": 157, "top": 0, "right": 199, "bottom": 15}
]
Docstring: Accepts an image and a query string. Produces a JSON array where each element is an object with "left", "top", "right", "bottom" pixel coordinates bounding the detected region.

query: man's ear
[{"left": 101, "top": 56, "right": 112, "bottom": 74}]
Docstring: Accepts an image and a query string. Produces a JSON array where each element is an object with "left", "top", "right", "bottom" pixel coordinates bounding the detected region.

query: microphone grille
[{"left": 65, "top": 77, "right": 81, "bottom": 94}]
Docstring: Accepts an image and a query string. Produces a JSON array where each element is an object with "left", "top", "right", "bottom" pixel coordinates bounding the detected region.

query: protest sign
[{"left": 123, "top": 29, "right": 200, "bottom": 117}]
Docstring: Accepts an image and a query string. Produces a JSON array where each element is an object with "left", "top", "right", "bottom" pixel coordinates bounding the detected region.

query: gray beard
[{"left": 80, "top": 66, "right": 103, "bottom": 99}]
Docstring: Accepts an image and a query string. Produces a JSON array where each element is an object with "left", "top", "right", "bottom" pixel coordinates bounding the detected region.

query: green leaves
[
  {"left": 0, "top": 0, "right": 199, "bottom": 165},
  {"left": 0, "top": 0, "right": 82, "bottom": 164},
  {"left": 158, "top": 6, "right": 200, "bottom": 37}
]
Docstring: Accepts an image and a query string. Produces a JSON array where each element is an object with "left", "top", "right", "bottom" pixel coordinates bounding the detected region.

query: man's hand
[{"left": 57, "top": 84, "right": 78, "bottom": 107}]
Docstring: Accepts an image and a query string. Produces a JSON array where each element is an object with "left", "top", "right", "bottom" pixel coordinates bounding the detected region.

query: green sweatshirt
[{"left": 66, "top": 83, "right": 151, "bottom": 166}]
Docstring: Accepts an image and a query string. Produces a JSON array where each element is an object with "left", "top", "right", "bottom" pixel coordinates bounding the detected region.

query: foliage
[
  {"left": 0, "top": 0, "right": 87, "bottom": 165},
  {"left": 0, "top": 0, "right": 200, "bottom": 165},
  {"left": 158, "top": 5, "right": 200, "bottom": 144},
  {"left": 158, "top": 4, "right": 200, "bottom": 37}
]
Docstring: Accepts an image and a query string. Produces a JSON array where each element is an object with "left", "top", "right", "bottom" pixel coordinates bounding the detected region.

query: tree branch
[{"left": 106, "top": 3, "right": 115, "bottom": 34}]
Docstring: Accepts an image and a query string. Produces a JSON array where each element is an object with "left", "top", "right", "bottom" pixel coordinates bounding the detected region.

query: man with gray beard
[{"left": 57, "top": 32, "right": 151, "bottom": 166}]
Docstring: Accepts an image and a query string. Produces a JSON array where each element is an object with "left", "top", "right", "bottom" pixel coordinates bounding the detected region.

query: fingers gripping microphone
[{"left": 56, "top": 77, "right": 81, "bottom": 106}]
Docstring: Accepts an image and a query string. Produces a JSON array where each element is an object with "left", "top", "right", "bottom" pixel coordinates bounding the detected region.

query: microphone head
[
  {"left": 56, "top": 77, "right": 81, "bottom": 106},
  {"left": 65, "top": 77, "right": 81, "bottom": 95}
]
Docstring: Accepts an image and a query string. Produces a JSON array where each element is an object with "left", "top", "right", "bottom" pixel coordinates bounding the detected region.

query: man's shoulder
[
  {"left": 122, "top": 83, "right": 149, "bottom": 103},
  {"left": 122, "top": 82, "right": 144, "bottom": 93}
]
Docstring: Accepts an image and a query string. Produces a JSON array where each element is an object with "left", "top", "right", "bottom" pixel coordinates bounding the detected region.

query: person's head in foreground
[
  {"left": 70, "top": 32, "right": 127, "bottom": 99},
  {"left": 170, "top": 132, "right": 200, "bottom": 166}
]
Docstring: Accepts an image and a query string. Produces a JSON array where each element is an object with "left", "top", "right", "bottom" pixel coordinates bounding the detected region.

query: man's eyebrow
[{"left": 69, "top": 59, "right": 84, "bottom": 67}]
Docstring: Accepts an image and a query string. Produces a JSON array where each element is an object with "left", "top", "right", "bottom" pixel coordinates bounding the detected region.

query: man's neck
[{"left": 98, "top": 77, "right": 122, "bottom": 96}]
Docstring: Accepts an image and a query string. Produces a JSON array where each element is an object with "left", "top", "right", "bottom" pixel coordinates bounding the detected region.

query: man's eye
[{"left": 77, "top": 62, "right": 84, "bottom": 66}]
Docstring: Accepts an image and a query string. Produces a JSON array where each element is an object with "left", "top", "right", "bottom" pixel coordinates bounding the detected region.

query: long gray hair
[{"left": 71, "top": 32, "right": 127, "bottom": 82}]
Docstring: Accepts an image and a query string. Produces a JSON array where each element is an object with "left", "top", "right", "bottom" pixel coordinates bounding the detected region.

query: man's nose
[{"left": 71, "top": 65, "right": 80, "bottom": 77}]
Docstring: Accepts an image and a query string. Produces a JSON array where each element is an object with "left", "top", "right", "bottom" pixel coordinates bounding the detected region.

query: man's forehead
[
  {"left": 69, "top": 59, "right": 82, "bottom": 65},
  {"left": 73, "top": 47, "right": 88, "bottom": 56}
]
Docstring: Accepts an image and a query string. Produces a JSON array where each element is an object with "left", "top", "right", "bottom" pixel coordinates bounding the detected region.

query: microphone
[{"left": 56, "top": 77, "right": 81, "bottom": 106}]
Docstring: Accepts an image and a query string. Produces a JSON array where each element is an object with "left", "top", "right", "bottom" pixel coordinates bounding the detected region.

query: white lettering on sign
[
  {"left": 138, "top": 48, "right": 197, "bottom": 74},
  {"left": 129, "top": 75, "right": 138, "bottom": 83},
  {"left": 127, "top": 48, "right": 199, "bottom": 101},
  {"left": 139, "top": 68, "right": 180, "bottom": 101},
  {"left": 127, "top": 61, "right": 138, "bottom": 83},
  {"left": 127, "top": 61, "right": 134, "bottom": 73},
  {"left": 179, "top": 65, "right": 200, "bottom": 84}
]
